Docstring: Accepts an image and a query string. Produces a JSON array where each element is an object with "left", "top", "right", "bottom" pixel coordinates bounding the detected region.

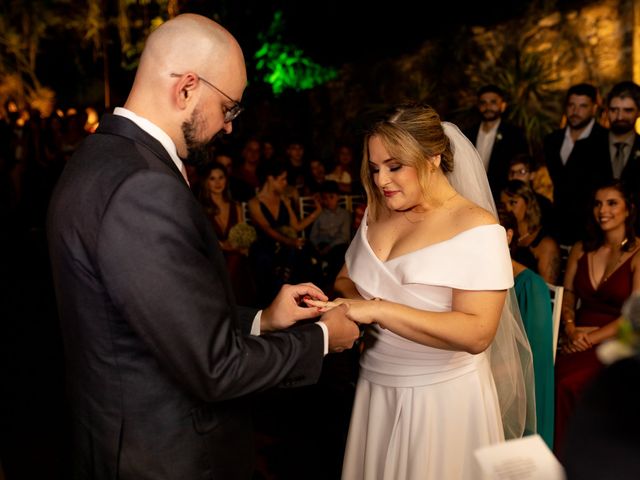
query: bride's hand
[
  {"left": 303, "top": 297, "right": 345, "bottom": 312},
  {"left": 304, "top": 297, "right": 381, "bottom": 325}
]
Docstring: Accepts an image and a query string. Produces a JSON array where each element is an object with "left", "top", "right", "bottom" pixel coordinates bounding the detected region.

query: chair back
[
  {"left": 240, "top": 201, "right": 252, "bottom": 225},
  {"left": 546, "top": 283, "right": 564, "bottom": 364}
]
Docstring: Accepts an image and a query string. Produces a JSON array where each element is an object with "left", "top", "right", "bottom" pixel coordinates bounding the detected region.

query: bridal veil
[{"left": 442, "top": 121, "right": 536, "bottom": 439}]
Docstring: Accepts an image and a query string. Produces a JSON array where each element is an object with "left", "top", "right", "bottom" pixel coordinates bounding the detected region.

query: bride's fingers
[{"left": 303, "top": 298, "right": 340, "bottom": 310}]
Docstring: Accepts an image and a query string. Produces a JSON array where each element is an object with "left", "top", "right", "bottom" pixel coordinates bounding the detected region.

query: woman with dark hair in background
[
  {"left": 248, "top": 160, "right": 322, "bottom": 305},
  {"left": 499, "top": 207, "right": 555, "bottom": 449},
  {"left": 555, "top": 180, "right": 640, "bottom": 455},
  {"left": 501, "top": 179, "right": 561, "bottom": 284}
]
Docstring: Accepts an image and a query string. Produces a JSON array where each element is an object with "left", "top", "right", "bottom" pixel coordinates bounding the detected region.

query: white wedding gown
[{"left": 341, "top": 215, "right": 513, "bottom": 480}]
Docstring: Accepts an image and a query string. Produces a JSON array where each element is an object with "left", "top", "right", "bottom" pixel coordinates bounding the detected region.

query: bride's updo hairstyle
[{"left": 361, "top": 103, "right": 454, "bottom": 220}]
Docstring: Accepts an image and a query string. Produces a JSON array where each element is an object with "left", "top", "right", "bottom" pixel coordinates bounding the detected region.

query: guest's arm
[
  {"left": 288, "top": 195, "right": 322, "bottom": 232},
  {"left": 535, "top": 236, "right": 561, "bottom": 284},
  {"left": 561, "top": 242, "right": 593, "bottom": 353}
]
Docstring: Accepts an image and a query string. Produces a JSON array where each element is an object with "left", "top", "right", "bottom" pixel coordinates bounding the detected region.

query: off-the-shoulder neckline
[{"left": 364, "top": 220, "right": 503, "bottom": 264}]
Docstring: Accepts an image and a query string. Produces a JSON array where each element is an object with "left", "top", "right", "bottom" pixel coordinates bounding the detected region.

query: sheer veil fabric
[{"left": 442, "top": 122, "right": 536, "bottom": 439}]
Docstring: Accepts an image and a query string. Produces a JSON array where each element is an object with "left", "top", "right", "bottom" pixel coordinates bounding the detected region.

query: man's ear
[
  {"left": 174, "top": 73, "right": 199, "bottom": 109},
  {"left": 500, "top": 101, "right": 507, "bottom": 113}
]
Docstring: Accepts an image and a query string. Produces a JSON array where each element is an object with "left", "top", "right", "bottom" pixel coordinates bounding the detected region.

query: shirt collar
[
  {"left": 113, "top": 107, "right": 186, "bottom": 176},
  {"left": 609, "top": 130, "right": 636, "bottom": 148},
  {"left": 565, "top": 118, "right": 595, "bottom": 141}
]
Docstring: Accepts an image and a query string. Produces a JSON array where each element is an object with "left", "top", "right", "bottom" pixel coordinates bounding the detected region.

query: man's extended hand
[{"left": 261, "top": 283, "right": 328, "bottom": 332}]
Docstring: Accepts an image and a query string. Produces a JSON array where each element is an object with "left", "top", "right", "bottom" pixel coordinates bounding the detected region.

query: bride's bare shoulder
[{"left": 451, "top": 196, "right": 497, "bottom": 230}]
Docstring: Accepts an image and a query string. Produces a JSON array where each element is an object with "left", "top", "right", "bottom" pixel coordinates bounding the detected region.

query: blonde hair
[{"left": 361, "top": 104, "right": 454, "bottom": 220}]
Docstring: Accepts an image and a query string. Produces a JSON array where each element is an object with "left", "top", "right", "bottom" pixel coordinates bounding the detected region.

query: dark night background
[{"left": 0, "top": 1, "right": 609, "bottom": 478}]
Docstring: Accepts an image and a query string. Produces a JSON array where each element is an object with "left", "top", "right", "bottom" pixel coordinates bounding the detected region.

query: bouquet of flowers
[
  {"left": 597, "top": 293, "right": 640, "bottom": 364},
  {"left": 277, "top": 225, "right": 297, "bottom": 239},
  {"left": 228, "top": 222, "right": 257, "bottom": 249}
]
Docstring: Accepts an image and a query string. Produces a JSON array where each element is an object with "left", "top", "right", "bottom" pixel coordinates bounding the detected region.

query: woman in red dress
[
  {"left": 555, "top": 180, "right": 640, "bottom": 454},
  {"left": 199, "top": 162, "right": 255, "bottom": 305}
]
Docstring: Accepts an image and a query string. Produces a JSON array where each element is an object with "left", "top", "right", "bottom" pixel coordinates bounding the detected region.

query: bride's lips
[{"left": 383, "top": 190, "right": 399, "bottom": 197}]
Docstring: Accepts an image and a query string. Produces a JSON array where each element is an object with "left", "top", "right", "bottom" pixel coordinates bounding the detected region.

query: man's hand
[
  {"left": 261, "top": 283, "right": 327, "bottom": 332},
  {"left": 319, "top": 304, "right": 360, "bottom": 353}
]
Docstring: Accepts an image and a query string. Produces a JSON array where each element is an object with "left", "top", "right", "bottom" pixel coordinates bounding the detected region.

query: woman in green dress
[{"left": 499, "top": 207, "right": 554, "bottom": 449}]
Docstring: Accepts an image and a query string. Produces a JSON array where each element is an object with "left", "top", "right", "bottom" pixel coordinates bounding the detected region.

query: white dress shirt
[
  {"left": 476, "top": 119, "right": 500, "bottom": 172},
  {"left": 560, "top": 118, "right": 595, "bottom": 165}
]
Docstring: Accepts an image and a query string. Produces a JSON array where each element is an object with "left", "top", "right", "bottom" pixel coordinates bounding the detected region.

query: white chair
[
  {"left": 240, "top": 201, "right": 252, "bottom": 225},
  {"left": 546, "top": 283, "right": 564, "bottom": 364},
  {"left": 297, "top": 195, "right": 319, "bottom": 238}
]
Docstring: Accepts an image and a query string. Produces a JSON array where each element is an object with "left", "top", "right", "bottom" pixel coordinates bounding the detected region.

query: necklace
[
  {"left": 401, "top": 192, "right": 458, "bottom": 224},
  {"left": 518, "top": 232, "right": 531, "bottom": 243},
  {"left": 598, "top": 238, "right": 630, "bottom": 284}
]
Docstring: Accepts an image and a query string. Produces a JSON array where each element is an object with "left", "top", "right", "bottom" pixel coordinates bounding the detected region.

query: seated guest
[
  {"left": 499, "top": 207, "right": 555, "bottom": 449},
  {"left": 310, "top": 181, "right": 351, "bottom": 286},
  {"left": 304, "top": 158, "right": 327, "bottom": 195},
  {"left": 555, "top": 180, "right": 640, "bottom": 456},
  {"left": 213, "top": 147, "right": 234, "bottom": 177},
  {"left": 231, "top": 137, "right": 262, "bottom": 201},
  {"left": 248, "top": 160, "right": 322, "bottom": 305},
  {"left": 501, "top": 180, "right": 561, "bottom": 283},
  {"left": 284, "top": 138, "right": 307, "bottom": 196},
  {"left": 326, "top": 143, "right": 356, "bottom": 193},
  {"left": 508, "top": 154, "right": 556, "bottom": 233},
  {"left": 198, "top": 162, "right": 255, "bottom": 305}
]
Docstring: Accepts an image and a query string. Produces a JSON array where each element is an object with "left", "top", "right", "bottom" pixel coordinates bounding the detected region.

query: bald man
[{"left": 47, "top": 14, "right": 358, "bottom": 479}]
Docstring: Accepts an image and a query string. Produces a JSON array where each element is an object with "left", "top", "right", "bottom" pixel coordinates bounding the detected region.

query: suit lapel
[
  {"left": 96, "top": 114, "right": 187, "bottom": 186},
  {"left": 621, "top": 134, "right": 640, "bottom": 179}
]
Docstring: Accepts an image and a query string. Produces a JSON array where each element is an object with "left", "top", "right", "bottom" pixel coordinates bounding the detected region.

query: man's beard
[
  {"left": 481, "top": 110, "right": 501, "bottom": 122},
  {"left": 567, "top": 115, "right": 593, "bottom": 130},
  {"left": 181, "top": 110, "right": 220, "bottom": 167},
  {"left": 610, "top": 120, "right": 635, "bottom": 136}
]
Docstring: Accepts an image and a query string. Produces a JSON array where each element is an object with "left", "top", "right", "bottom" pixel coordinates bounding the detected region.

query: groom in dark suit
[{"left": 47, "top": 14, "right": 359, "bottom": 479}]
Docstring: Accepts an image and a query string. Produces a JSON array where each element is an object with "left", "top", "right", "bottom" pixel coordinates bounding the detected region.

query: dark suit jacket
[
  {"left": 465, "top": 120, "right": 528, "bottom": 198},
  {"left": 582, "top": 129, "right": 640, "bottom": 196},
  {"left": 543, "top": 123, "right": 607, "bottom": 245},
  {"left": 47, "top": 114, "right": 324, "bottom": 479}
]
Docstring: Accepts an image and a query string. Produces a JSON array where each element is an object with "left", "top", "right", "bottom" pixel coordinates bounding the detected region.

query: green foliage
[
  {"left": 255, "top": 11, "right": 338, "bottom": 95},
  {"left": 479, "top": 45, "right": 562, "bottom": 152}
]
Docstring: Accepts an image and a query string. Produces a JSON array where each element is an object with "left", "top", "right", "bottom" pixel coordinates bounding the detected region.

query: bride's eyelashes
[{"left": 369, "top": 164, "right": 403, "bottom": 174}]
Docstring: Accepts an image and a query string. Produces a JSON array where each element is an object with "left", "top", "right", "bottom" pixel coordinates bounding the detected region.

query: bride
[{"left": 309, "top": 104, "right": 534, "bottom": 479}]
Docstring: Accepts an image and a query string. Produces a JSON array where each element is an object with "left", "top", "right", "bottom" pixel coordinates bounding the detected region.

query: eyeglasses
[
  {"left": 509, "top": 168, "right": 529, "bottom": 176},
  {"left": 170, "top": 73, "right": 243, "bottom": 123}
]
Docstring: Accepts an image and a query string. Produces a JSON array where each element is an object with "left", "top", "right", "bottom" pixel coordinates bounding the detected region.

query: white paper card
[{"left": 473, "top": 435, "right": 565, "bottom": 480}]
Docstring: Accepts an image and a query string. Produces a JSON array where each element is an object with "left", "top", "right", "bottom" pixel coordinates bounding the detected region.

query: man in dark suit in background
[
  {"left": 543, "top": 83, "right": 606, "bottom": 245},
  {"left": 587, "top": 81, "right": 640, "bottom": 199},
  {"left": 465, "top": 84, "right": 528, "bottom": 198},
  {"left": 47, "top": 14, "right": 359, "bottom": 479}
]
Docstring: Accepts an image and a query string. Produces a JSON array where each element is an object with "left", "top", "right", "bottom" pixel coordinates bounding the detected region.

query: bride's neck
[{"left": 419, "top": 175, "right": 458, "bottom": 211}]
